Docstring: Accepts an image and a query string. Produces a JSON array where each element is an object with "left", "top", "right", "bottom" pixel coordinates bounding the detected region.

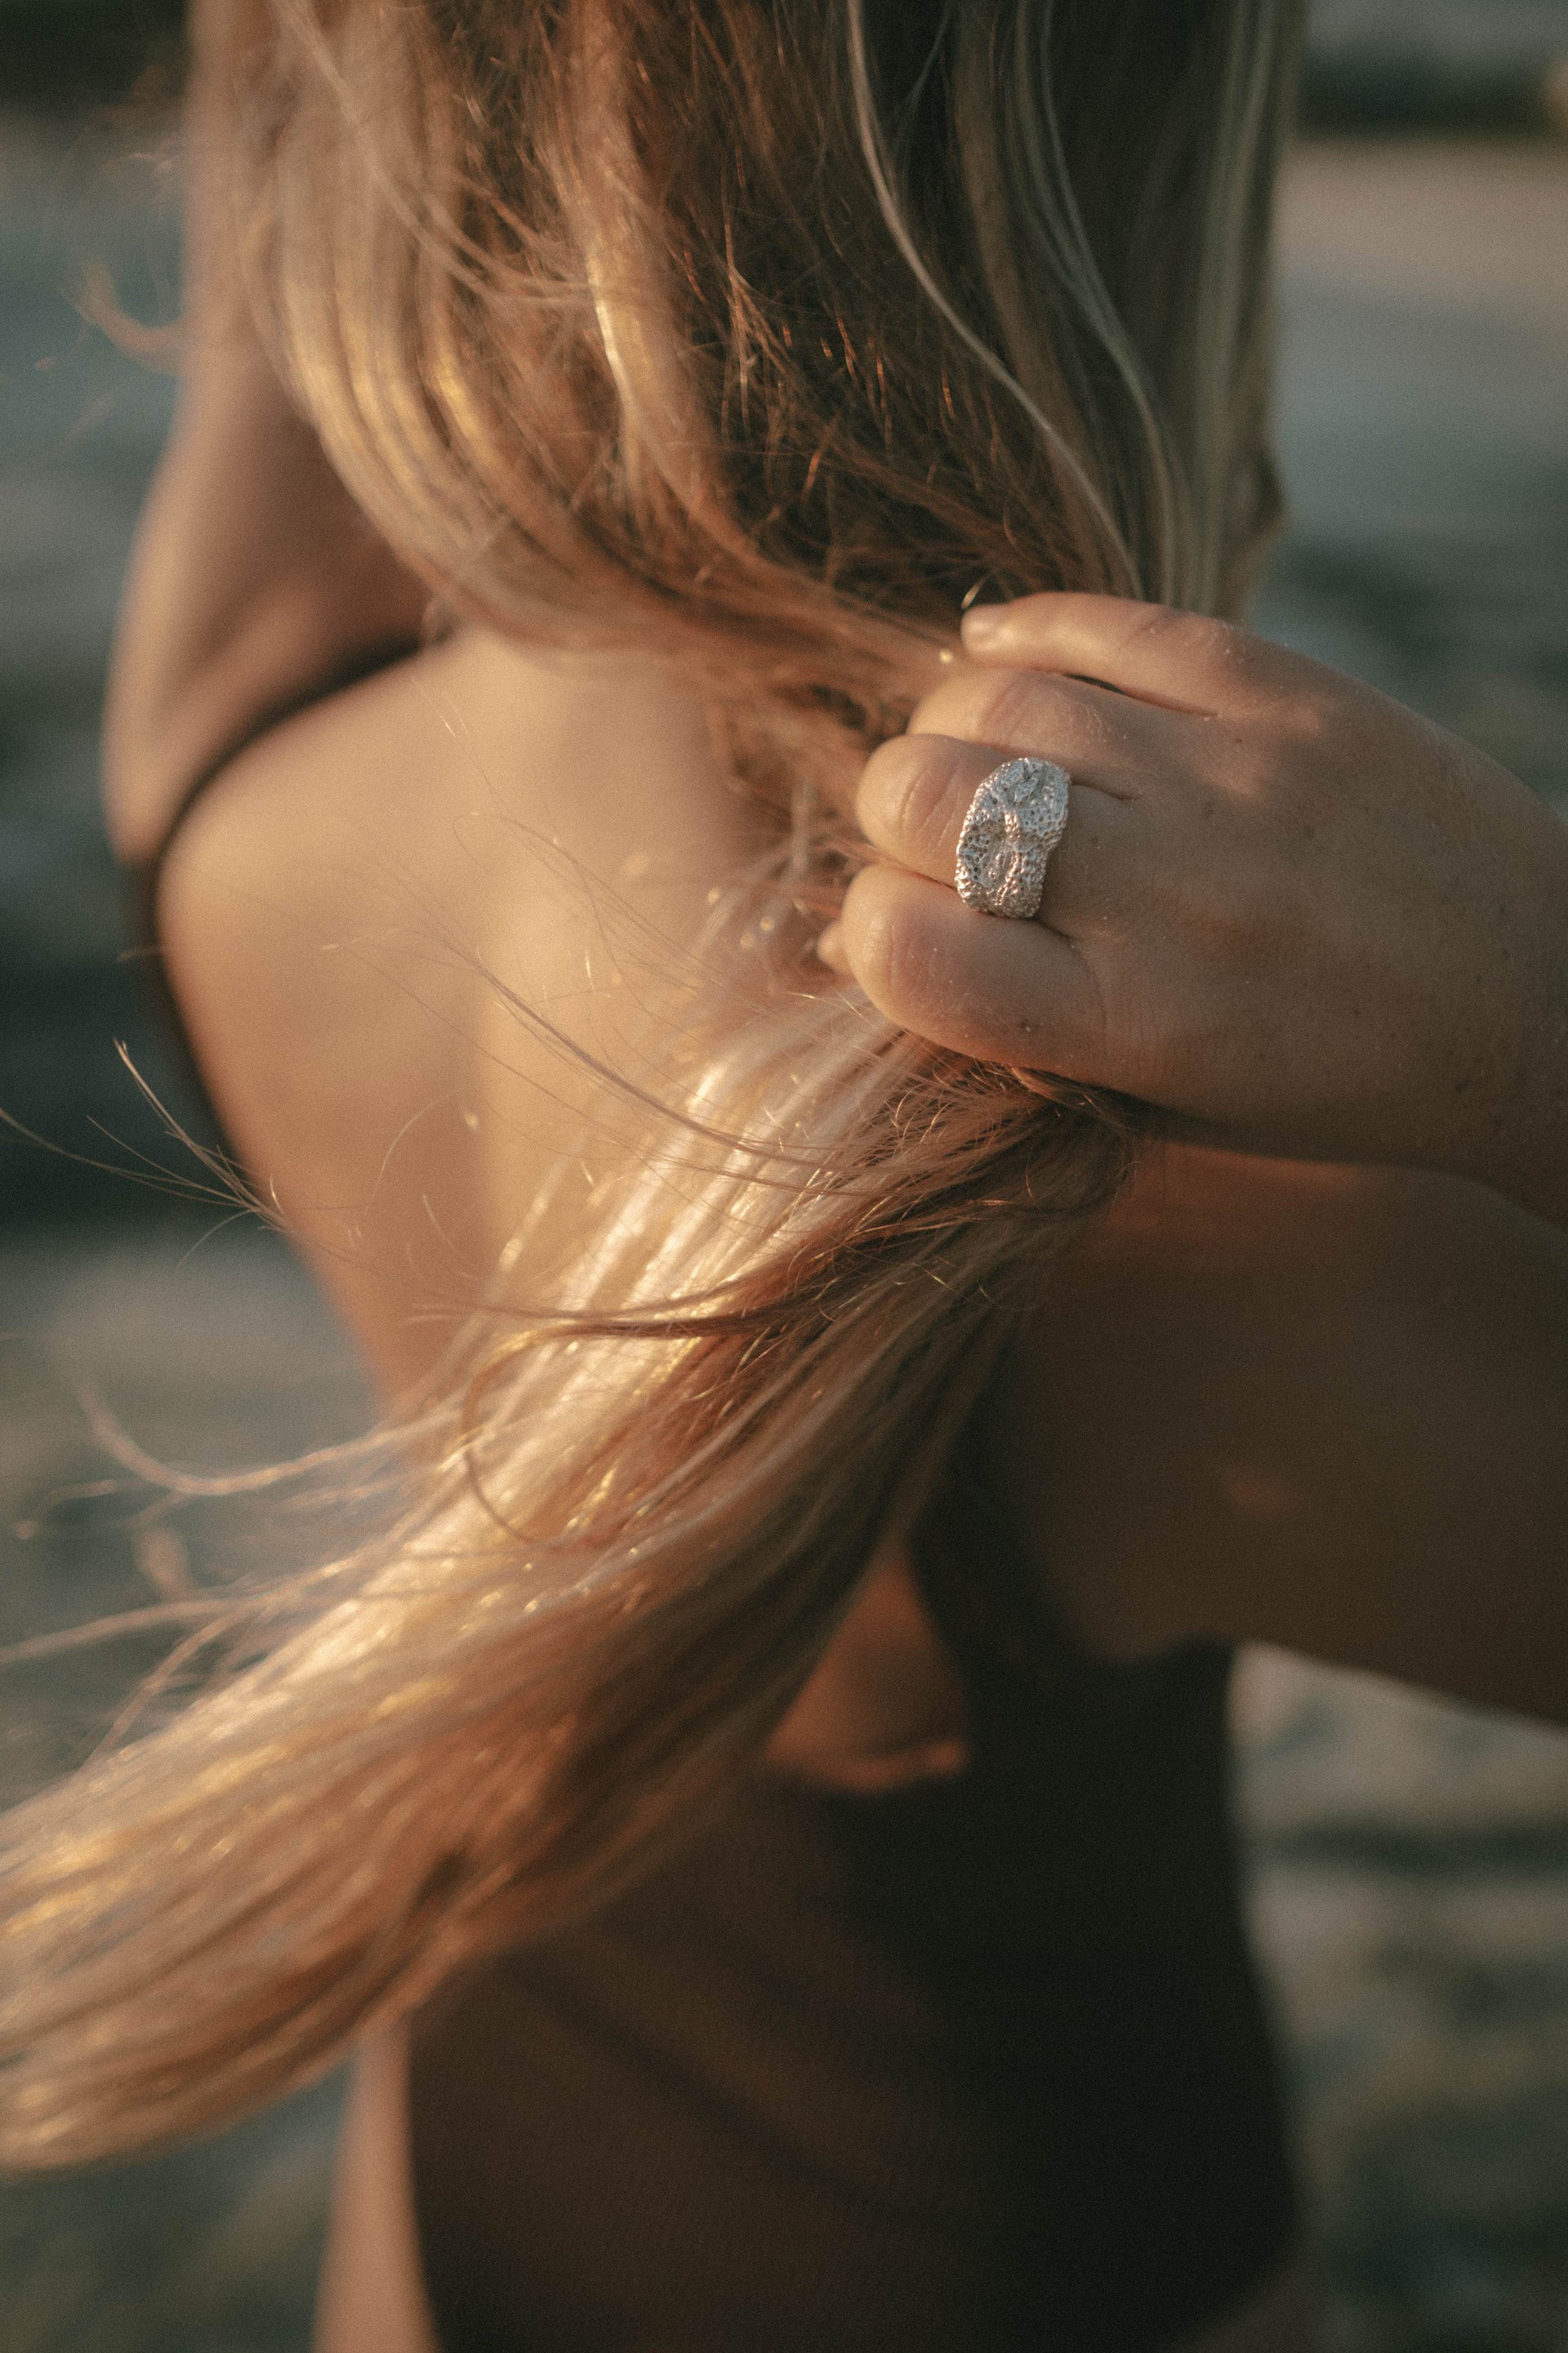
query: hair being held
[{"left": 0, "top": 0, "right": 1300, "bottom": 2168}]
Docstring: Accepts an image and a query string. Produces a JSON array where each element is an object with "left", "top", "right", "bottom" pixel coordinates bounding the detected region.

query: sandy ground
[{"left": 1, "top": 127, "right": 1567, "bottom": 2353}]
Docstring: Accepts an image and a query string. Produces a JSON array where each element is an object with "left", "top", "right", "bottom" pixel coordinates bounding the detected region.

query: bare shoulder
[
  {"left": 314, "top": 2034, "right": 439, "bottom": 2353},
  {"left": 154, "top": 629, "right": 753, "bottom": 1384}
]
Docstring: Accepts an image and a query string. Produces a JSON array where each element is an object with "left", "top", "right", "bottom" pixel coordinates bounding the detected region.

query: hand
[{"left": 822, "top": 595, "right": 1568, "bottom": 1223}]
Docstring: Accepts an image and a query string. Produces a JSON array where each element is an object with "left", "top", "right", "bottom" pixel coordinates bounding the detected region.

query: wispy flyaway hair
[{"left": 0, "top": 0, "right": 1302, "bottom": 2167}]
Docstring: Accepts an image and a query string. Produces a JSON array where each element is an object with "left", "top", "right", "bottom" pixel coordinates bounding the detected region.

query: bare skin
[
  {"left": 828, "top": 595, "right": 1568, "bottom": 1226},
  {"left": 128, "top": 614, "right": 1568, "bottom": 2353},
  {"left": 103, "top": 9, "right": 1568, "bottom": 2345}
]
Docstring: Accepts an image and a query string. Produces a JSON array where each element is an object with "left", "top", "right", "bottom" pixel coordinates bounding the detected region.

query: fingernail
[
  {"left": 814, "top": 921, "right": 849, "bottom": 973},
  {"left": 960, "top": 604, "right": 1007, "bottom": 652}
]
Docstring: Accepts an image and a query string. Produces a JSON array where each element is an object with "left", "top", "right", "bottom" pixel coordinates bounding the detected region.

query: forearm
[
  {"left": 104, "top": 0, "right": 428, "bottom": 862},
  {"left": 1016, "top": 1148, "right": 1568, "bottom": 1725}
]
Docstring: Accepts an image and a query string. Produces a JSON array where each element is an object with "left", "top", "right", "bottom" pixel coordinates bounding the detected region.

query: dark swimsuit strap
[
  {"left": 123, "top": 662, "right": 1132, "bottom": 1728},
  {"left": 125, "top": 636, "right": 422, "bottom": 1143}
]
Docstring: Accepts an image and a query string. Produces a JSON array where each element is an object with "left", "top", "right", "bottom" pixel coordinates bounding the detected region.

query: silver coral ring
[{"left": 953, "top": 755, "right": 1070, "bottom": 921}]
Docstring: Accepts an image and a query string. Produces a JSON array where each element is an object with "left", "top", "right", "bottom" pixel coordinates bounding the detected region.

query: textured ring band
[{"left": 953, "top": 755, "right": 1071, "bottom": 920}]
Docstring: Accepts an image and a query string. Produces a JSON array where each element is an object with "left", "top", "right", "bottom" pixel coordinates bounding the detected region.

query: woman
[{"left": 4, "top": 1, "right": 1567, "bottom": 2346}]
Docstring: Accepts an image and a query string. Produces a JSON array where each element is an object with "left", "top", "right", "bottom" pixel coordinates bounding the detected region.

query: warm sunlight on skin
[
  {"left": 10, "top": 10, "right": 1567, "bottom": 2353},
  {"left": 829, "top": 594, "right": 1568, "bottom": 1228}
]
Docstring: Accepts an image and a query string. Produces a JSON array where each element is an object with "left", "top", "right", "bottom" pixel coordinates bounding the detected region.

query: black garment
[
  {"left": 135, "top": 778, "right": 1297, "bottom": 2353},
  {"left": 408, "top": 1463, "right": 1296, "bottom": 2353}
]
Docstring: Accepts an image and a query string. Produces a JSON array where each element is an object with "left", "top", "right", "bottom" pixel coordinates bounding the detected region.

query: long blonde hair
[{"left": 0, "top": 0, "right": 1301, "bottom": 2167}]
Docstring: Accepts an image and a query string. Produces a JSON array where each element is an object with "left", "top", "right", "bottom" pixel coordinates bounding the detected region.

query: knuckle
[
  {"left": 964, "top": 666, "right": 1050, "bottom": 751},
  {"left": 858, "top": 734, "right": 959, "bottom": 862},
  {"left": 1192, "top": 612, "right": 1245, "bottom": 656},
  {"left": 1170, "top": 858, "right": 1289, "bottom": 971},
  {"left": 1109, "top": 600, "right": 1193, "bottom": 664},
  {"left": 906, "top": 674, "right": 971, "bottom": 738},
  {"left": 840, "top": 867, "right": 925, "bottom": 1011},
  {"left": 1130, "top": 605, "right": 1253, "bottom": 674}
]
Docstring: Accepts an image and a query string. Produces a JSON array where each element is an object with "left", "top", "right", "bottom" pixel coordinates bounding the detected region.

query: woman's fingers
[
  {"left": 855, "top": 730, "right": 1136, "bottom": 940},
  {"left": 829, "top": 863, "right": 1109, "bottom": 1074},
  {"left": 958, "top": 592, "right": 1292, "bottom": 714},
  {"left": 845, "top": 590, "right": 1568, "bottom": 1214},
  {"left": 905, "top": 650, "right": 1184, "bottom": 813}
]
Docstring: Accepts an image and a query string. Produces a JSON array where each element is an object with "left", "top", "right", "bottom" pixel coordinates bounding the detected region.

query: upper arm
[
  {"left": 314, "top": 2034, "right": 441, "bottom": 2353},
  {"left": 1013, "top": 1147, "right": 1568, "bottom": 1724},
  {"left": 104, "top": 5, "right": 427, "bottom": 867}
]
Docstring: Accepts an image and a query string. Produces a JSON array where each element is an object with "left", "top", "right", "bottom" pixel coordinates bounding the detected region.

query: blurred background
[{"left": 2, "top": 2, "right": 1568, "bottom": 2348}]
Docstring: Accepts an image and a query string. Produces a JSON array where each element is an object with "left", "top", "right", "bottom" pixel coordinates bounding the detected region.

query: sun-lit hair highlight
[{"left": 0, "top": 0, "right": 1301, "bottom": 2167}]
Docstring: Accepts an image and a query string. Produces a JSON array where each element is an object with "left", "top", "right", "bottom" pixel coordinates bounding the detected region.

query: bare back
[
  {"left": 88, "top": 14, "right": 1568, "bottom": 2346},
  {"left": 154, "top": 626, "right": 988, "bottom": 2353},
  {"left": 157, "top": 629, "right": 760, "bottom": 1384},
  {"left": 137, "top": 588, "right": 1558, "bottom": 2353}
]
